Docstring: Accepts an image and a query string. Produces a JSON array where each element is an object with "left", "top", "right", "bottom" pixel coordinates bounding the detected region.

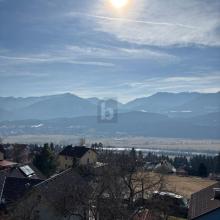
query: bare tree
[
  {"left": 0, "top": 137, "right": 3, "bottom": 144},
  {"left": 12, "top": 144, "right": 30, "bottom": 163},
  {"left": 8, "top": 191, "right": 42, "bottom": 220},
  {"left": 88, "top": 150, "right": 165, "bottom": 219},
  {"left": 8, "top": 150, "right": 167, "bottom": 220}
]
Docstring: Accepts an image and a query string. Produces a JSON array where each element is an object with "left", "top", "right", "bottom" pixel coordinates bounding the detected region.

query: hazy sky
[{"left": 0, "top": 0, "right": 219, "bottom": 102}]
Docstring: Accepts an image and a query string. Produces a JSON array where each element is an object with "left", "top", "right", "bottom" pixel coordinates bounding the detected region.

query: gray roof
[
  {"left": 33, "top": 169, "right": 92, "bottom": 212},
  {"left": 0, "top": 163, "right": 45, "bottom": 199},
  {"left": 154, "top": 160, "right": 176, "bottom": 173},
  {"left": 59, "top": 146, "right": 92, "bottom": 158},
  {"left": 1, "top": 177, "right": 43, "bottom": 204}
]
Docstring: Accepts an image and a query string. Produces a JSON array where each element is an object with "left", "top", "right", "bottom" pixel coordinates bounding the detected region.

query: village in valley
[{"left": 0, "top": 139, "right": 219, "bottom": 220}]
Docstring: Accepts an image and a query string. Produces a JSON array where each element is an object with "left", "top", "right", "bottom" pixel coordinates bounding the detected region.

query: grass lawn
[{"left": 164, "top": 175, "right": 216, "bottom": 199}]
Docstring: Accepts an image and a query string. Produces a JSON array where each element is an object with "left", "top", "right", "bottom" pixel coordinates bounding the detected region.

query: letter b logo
[{"left": 98, "top": 99, "right": 118, "bottom": 123}]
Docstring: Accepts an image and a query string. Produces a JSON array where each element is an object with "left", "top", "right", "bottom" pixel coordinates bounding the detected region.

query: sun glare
[{"left": 110, "top": 0, "right": 129, "bottom": 9}]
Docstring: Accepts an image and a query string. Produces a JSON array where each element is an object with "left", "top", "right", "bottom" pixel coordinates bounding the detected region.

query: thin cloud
[
  {"left": 69, "top": 12, "right": 197, "bottom": 30},
  {"left": 65, "top": 45, "right": 177, "bottom": 62},
  {"left": 0, "top": 55, "right": 114, "bottom": 67}
]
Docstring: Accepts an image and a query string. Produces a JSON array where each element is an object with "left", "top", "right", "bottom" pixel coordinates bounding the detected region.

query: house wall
[
  {"left": 194, "top": 208, "right": 220, "bottom": 220},
  {"left": 58, "top": 155, "right": 73, "bottom": 171},
  {"left": 58, "top": 150, "right": 97, "bottom": 171},
  {"left": 79, "top": 150, "right": 97, "bottom": 165}
]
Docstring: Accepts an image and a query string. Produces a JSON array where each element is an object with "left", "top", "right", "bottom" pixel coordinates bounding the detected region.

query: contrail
[{"left": 70, "top": 12, "right": 197, "bottom": 29}]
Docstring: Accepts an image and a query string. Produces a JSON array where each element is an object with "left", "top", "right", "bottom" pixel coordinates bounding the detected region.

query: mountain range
[
  {"left": 0, "top": 92, "right": 219, "bottom": 139},
  {"left": 1, "top": 91, "right": 220, "bottom": 120}
]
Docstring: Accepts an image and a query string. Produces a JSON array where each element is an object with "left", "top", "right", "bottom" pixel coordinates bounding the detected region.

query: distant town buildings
[{"left": 154, "top": 160, "right": 176, "bottom": 174}]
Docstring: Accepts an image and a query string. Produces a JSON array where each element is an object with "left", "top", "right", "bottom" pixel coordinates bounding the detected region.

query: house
[
  {"left": 154, "top": 160, "right": 176, "bottom": 174},
  {"left": 144, "top": 162, "right": 157, "bottom": 171},
  {"left": 188, "top": 182, "right": 220, "bottom": 220},
  {"left": 10, "top": 169, "right": 92, "bottom": 220},
  {"left": 176, "top": 167, "right": 188, "bottom": 176},
  {"left": 0, "top": 164, "right": 45, "bottom": 215},
  {"left": 0, "top": 176, "right": 43, "bottom": 217},
  {"left": 1, "top": 177, "right": 43, "bottom": 205},
  {"left": 0, "top": 143, "right": 30, "bottom": 164},
  {"left": 209, "top": 173, "right": 220, "bottom": 181},
  {"left": 0, "top": 164, "right": 45, "bottom": 181},
  {"left": 0, "top": 147, "right": 17, "bottom": 170},
  {"left": 58, "top": 145, "right": 97, "bottom": 171},
  {"left": 0, "top": 144, "right": 13, "bottom": 160},
  {"left": 151, "top": 191, "right": 188, "bottom": 218},
  {"left": 11, "top": 144, "right": 30, "bottom": 163}
]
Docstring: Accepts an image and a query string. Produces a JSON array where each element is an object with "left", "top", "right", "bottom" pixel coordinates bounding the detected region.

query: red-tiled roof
[
  {"left": 188, "top": 182, "right": 220, "bottom": 219},
  {"left": 0, "top": 160, "right": 17, "bottom": 167}
]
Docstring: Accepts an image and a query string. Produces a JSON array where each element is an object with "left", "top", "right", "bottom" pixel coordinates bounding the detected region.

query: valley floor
[{"left": 3, "top": 135, "right": 220, "bottom": 153}]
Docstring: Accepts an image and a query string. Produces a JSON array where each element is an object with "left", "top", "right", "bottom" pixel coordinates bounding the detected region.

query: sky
[{"left": 0, "top": 0, "right": 219, "bottom": 103}]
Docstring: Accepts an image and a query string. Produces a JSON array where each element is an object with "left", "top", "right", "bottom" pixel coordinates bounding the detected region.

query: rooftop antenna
[{"left": 79, "top": 137, "right": 86, "bottom": 146}]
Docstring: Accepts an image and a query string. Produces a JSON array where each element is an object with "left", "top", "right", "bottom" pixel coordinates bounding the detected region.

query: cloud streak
[
  {"left": 69, "top": 12, "right": 197, "bottom": 30},
  {"left": 0, "top": 55, "right": 114, "bottom": 67},
  {"left": 0, "top": 43, "right": 177, "bottom": 69}
]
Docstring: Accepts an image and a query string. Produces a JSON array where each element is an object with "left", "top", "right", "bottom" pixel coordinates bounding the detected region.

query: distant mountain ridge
[
  {"left": 0, "top": 93, "right": 97, "bottom": 120},
  {"left": 124, "top": 92, "right": 220, "bottom": 116},
  {"left": 0, "top": 91, "right": 219, "bottom": 121},
  {"left": 124, "top": 92, "right": 201, "bottom": 110}
]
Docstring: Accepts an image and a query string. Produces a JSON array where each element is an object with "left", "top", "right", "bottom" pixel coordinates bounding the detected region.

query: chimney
[{"left": 213, "top": 188, "right": 220, "bottom": 200}]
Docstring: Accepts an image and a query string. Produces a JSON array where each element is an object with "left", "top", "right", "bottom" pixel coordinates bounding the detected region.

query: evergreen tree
[
  {"left": 138, "top": 150, "right": 143, "bottom": 160},
  {"left": 50, "top": 142, "right": 55, "bottom": 151},
  {"left": 33, "top": 143, "right": 57, "bottom": 177},
  {"left": 198, "top": 163, "right": 208, "bottom": 177},
  {"left": 130, "top": 147, "right": 137, "bottom": 161},
  {"left": 216, "top": 152, "right": 220, "bottom": 174},
  {"left": 98, "top": 142, "right": 103, "bottom": 150}
]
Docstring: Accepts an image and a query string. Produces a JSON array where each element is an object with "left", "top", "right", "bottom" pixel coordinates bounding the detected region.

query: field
[
  {"left": 3, "top": 135, "right": 220, "bottom": 152},
  {"left": 164, "top": 175, "right": 216, "bottom": 199}
]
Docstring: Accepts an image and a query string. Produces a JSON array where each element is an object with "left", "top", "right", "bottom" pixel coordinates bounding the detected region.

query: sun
[{"left": 110, "top": 0, "right": 129, "bottom": 9}]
